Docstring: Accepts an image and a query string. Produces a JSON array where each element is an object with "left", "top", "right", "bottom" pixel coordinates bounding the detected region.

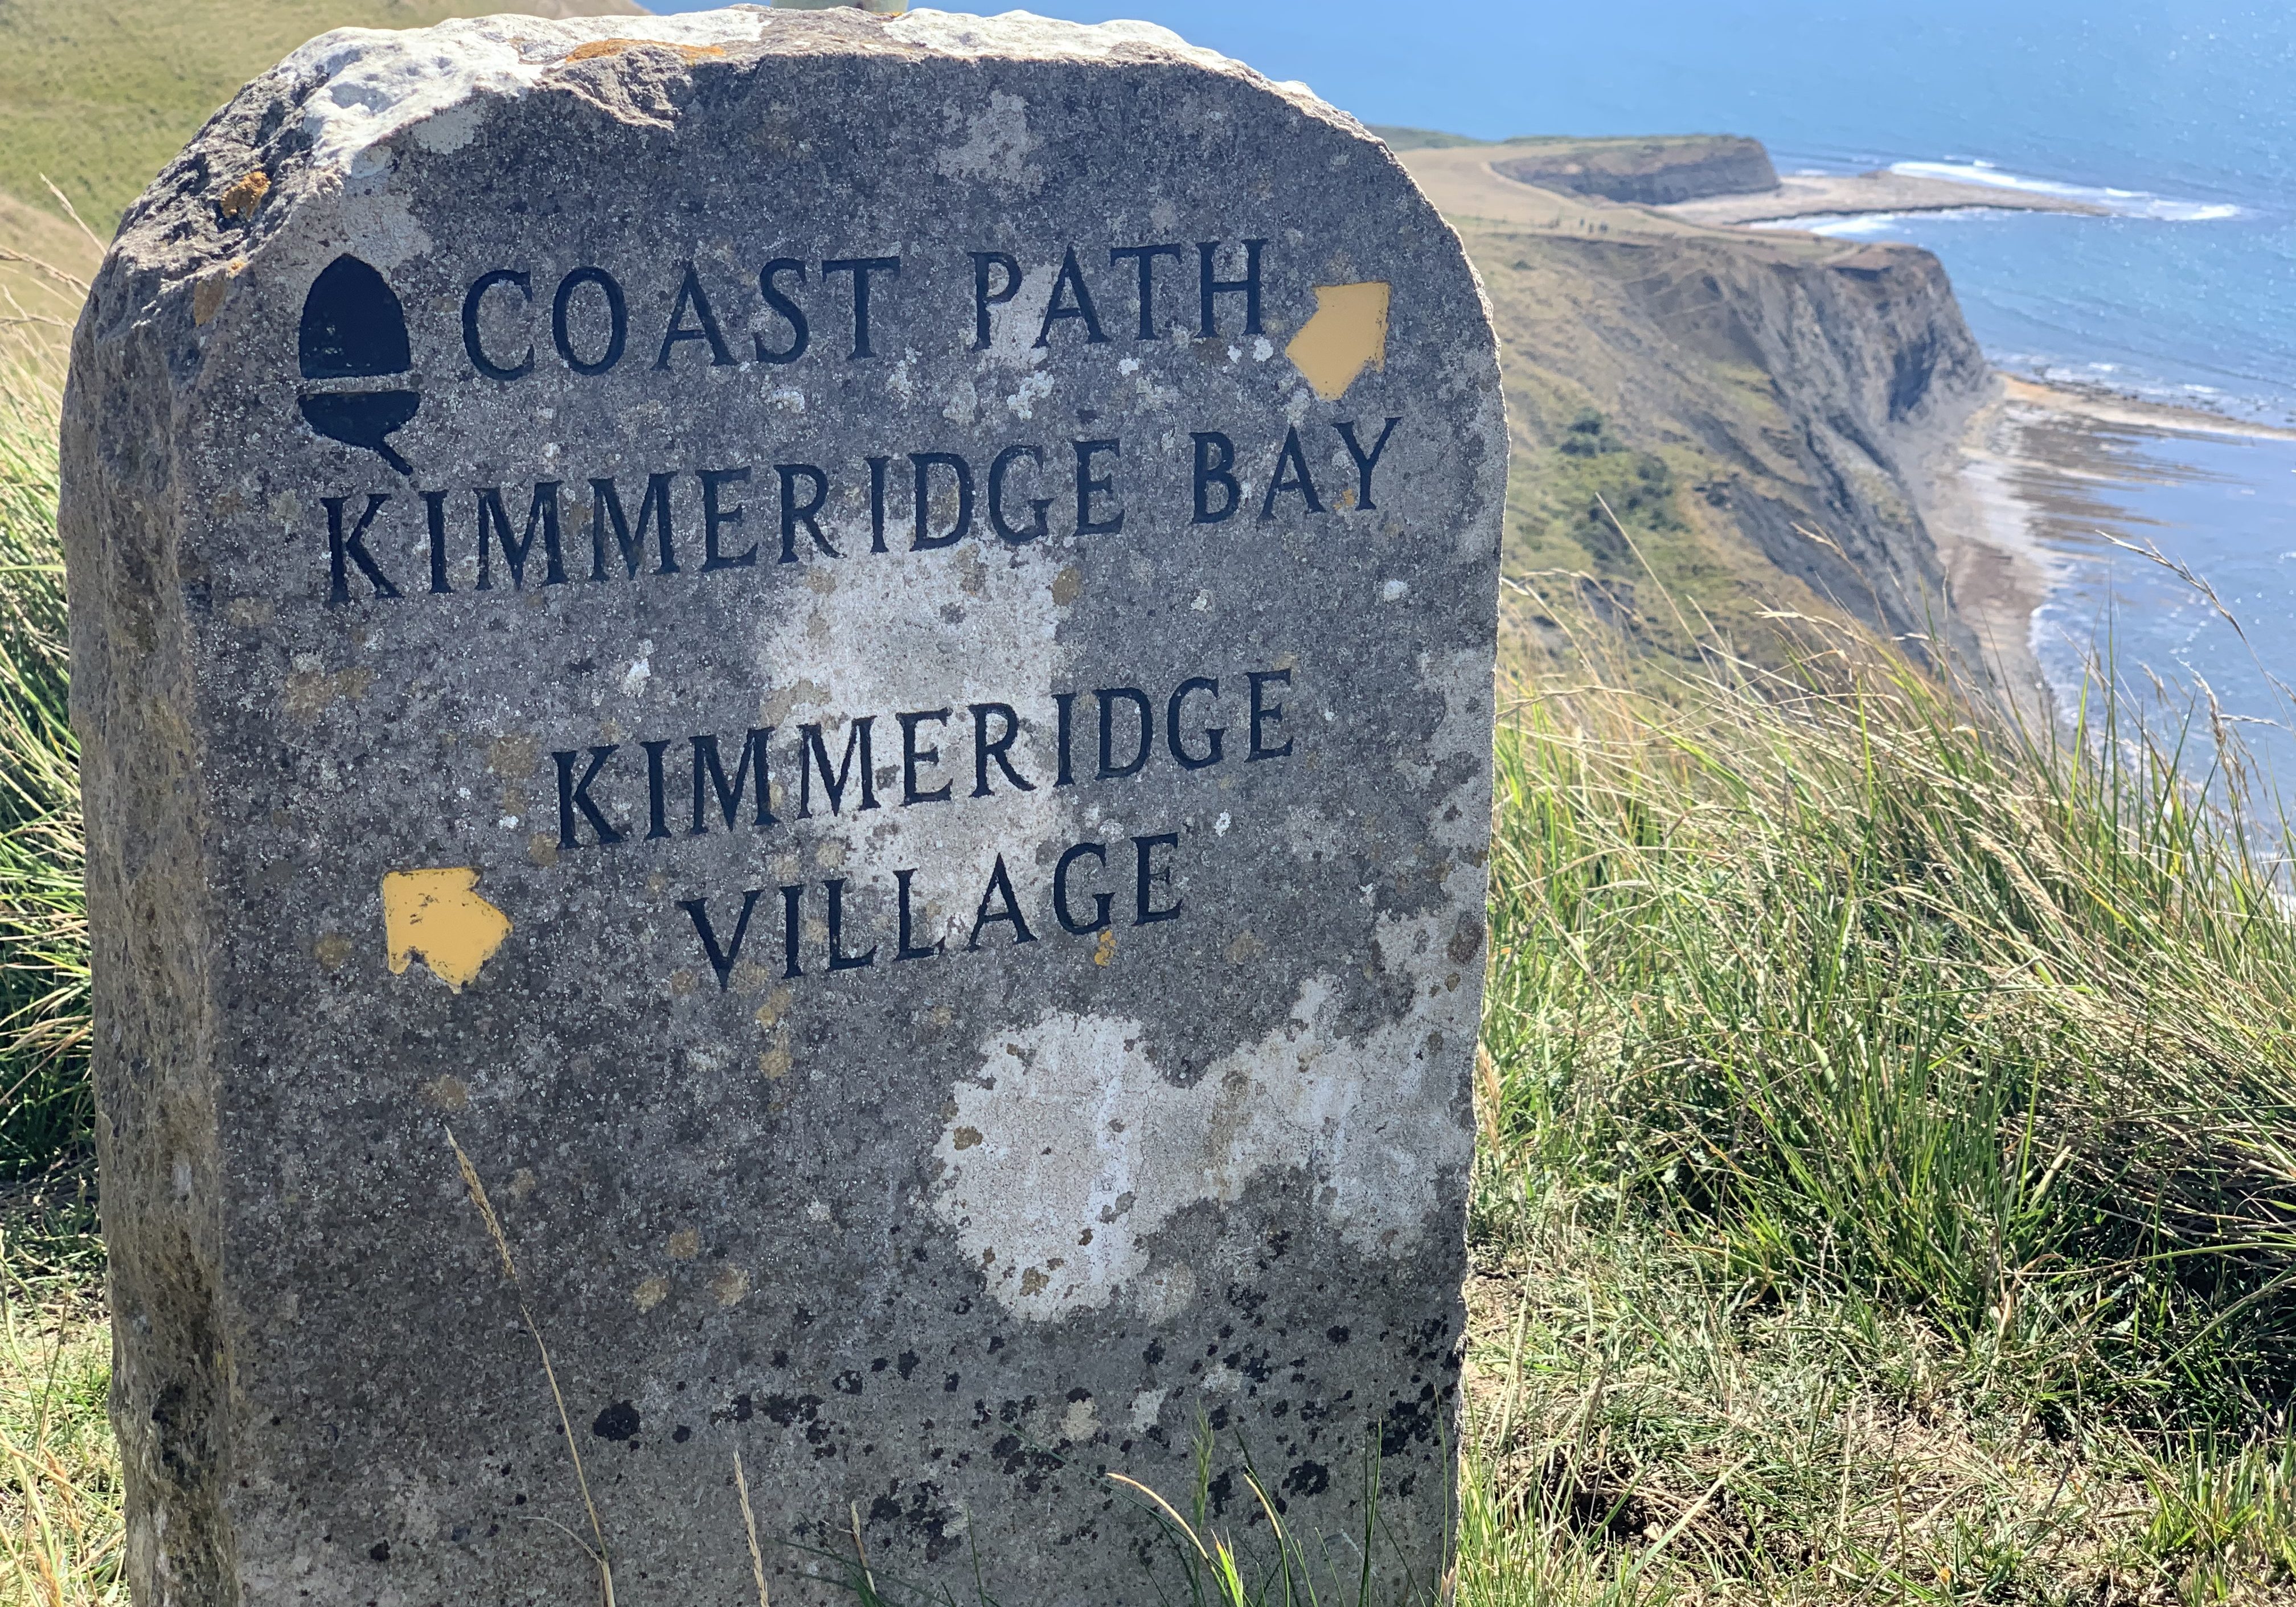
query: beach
[{"left": 1920, "top": 372, "right": 2296, "bottom": 728}]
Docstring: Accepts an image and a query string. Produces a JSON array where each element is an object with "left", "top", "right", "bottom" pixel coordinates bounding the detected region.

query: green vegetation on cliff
[{"left": 1487, "top": 134, "right": 1777, "bottom": 205}]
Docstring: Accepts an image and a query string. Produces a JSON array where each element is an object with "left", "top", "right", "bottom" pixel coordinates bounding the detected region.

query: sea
[{"left": 654, "top": 0, "right": 2296, "bottom": 785}]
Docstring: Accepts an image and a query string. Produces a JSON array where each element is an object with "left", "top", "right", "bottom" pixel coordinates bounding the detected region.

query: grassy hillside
[
  {"left": 0, "top": 0, "right": 640, "bottom": 237},
  {"left": 1370, "top": 125, "right": 1501, "bottom": 150},
  {"left": 0, "top": 0, "right": 640, "bottom": 362}
]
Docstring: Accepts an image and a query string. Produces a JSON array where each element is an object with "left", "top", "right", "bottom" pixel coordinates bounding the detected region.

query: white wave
[
  {"left": 1890, "top": 159, "right": 2240, "bottom": 222},
  {"left": 1744, "top": 208, "right": 2011, "bottom": 237}
]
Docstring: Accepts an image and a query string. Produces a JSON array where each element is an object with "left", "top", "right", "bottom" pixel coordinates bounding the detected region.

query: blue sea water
[{"left": 652, "top": 0, "right": 2296, "bottom": 781}]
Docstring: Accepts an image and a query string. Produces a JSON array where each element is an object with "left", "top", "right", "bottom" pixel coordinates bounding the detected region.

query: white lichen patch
[
  {"left": 888, "top": 11, "right": 1231, "bottom": 70},
  {"left": 930, "top": 974, "right": 1471, "bottom": 1322},
  {"left": 975, "top": 264, "right": 1061, "bottom": 374},
  {"left": 1126, "top": 1387, "right": 1168, "bottom": 1431},
  {"left": 285, "top": 12, "right": 778, "bottom": 173},
  {"left": 277, "top": 9, "right": 1298, "bottom": 191},
  {"left": 323, "top": 192, "right": 431, "bottom": 269},
  {"left": 749, "top": 533, "right": 1072, "bottom": 952},
  {"left": 935, "top": 89, "right": 1046, "bottom": 195}
]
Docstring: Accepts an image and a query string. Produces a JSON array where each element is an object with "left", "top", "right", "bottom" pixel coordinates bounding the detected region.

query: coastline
[
  {"left": 1663, "top": 170, "right": 2108, "bottom": 228},
  {"left": 1670, "top": 177, "right": 2296, "bottom": 737},
  {"left": 1997, "top": 375, "right": 2296, "bottom": 442},
  {"left": 1401, "top": 138, "right": 2272, "bottom": 726},
  {"left": 1920, "top": 373, "right": 2296, "bottom": 721},
  {"left": 1916, "top": 380, "right": 2056, "bottom": 716}
]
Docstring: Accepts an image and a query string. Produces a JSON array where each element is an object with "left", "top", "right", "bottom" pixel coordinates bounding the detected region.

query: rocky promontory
[
  {"left": 1396, "top": 136, "right": 1998, "bottom": 671},
  {"left": 1490, "top": 134, "right": 1779, "bottom": 205}
]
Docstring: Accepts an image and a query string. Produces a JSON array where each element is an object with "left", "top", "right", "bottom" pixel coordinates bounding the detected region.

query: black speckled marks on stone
[
  {"left": 591, "top": 1399, "right": 639, "bottom": 1441},
  {"left": 68, "top": 15, "right": 1504, "bottom": 1607}
]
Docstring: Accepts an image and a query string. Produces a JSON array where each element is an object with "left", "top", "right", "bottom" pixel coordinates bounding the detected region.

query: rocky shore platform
[{"left": 1666, "top": 169, "right": 2108, "bottom": 227}]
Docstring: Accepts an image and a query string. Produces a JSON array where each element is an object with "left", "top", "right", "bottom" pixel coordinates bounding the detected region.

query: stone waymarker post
[{"left": 63, "top": 10, "right": 1504, "bottom": 1604}]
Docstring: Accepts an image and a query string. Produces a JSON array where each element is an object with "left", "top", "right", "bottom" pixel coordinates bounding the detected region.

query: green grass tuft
[
  {"left": 1482, "top": 601, "right": 2296, "bottom": 1425},
  {"left": 0, "top": 358, "right": 87, "bottom": 1188},
  {"left": 1462, "top": 588, "right": 2296, "bottom": 1601}
]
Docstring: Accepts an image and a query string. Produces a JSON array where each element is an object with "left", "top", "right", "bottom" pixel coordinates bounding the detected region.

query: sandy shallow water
[{"left": 1928, "top": 375, "right": 2296, "bottom": 757}]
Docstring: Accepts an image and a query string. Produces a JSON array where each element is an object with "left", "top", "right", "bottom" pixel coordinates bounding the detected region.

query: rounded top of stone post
[{"left": 103, "top": 9, "right": 1374, "bottom": 260}]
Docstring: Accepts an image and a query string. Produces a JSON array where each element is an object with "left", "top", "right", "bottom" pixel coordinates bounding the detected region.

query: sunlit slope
[
  {"left": 1, "top": 0, "right": 641, "bottom": 231},
  {"left": 1401, "top": 140, "right": 1995, "bottom": 674},
  {"left": 0, "top": 0, "right": 639, "bottom": 359}
]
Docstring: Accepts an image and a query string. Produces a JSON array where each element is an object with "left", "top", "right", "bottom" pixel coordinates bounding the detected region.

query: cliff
[
  {"left": 1399, "top": 141, "right": 1996, "bottom": 671},
  {"left": 1371, "top": 130, "right": 1781, "bottom": 204},
  {"left": 1490, "top": 136, "right": 1780, "bottom": 205}
]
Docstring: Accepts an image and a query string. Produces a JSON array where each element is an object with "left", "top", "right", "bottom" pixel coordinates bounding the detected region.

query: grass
[
  {"left": 0, "top": 329, "right": 107, "bottom": 1607},
  {"left": 1484, "top": 590, "right": 2296, "bottom": 1416},
  {"left": 9, "top": 251, "right": 2296, "bottom": 1607},
  {"left": 0, "top": 1, "right": 649, "bottom": 366},
  {"left": 0, "top": 355, "right": 87, "bottom": 1190},
  {"left": 1458, "top": 578, "right": 2296, "bottom": 1604},
  {"left": 0, "top": 0, "right": 641, "bottom": 240},
  {"left": 1, "top": 1257, "right": 117, "bottom": 1607},
  {"left": 0, "top": 0, "right": 635, "bottom": 374}
]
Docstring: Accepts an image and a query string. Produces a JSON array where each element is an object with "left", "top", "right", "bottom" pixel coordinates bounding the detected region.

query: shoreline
[
  {"left": 1663, "top": 170, "right": 2107, "bottom": 228},
  {"left": 1999, "top": 374, "right": 2296, "bottom": 442},
  {"left": 1917, "top": 380, "right": 2057, "bottom": 718},
  {"left": 1922, "top": 372, "right": 2296, "bottom": 722}
]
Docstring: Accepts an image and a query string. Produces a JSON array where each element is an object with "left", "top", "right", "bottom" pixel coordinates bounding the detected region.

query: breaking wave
[{"left": 1889, "top": 159, "right": 2241, "bottom": 222}]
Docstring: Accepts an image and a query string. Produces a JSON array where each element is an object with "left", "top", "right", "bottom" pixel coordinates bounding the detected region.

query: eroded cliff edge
[
  {"left": 1401, "top": 141, "right": 1998, "bottom": 674},
  {"left": 1492, "top": 135, "right": 1778, "bottom": 205}
]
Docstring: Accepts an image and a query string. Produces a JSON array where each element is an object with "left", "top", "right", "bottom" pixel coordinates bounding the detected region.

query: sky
[{"left": 642, "top": 2, "right": 2296, "bottom": 197}]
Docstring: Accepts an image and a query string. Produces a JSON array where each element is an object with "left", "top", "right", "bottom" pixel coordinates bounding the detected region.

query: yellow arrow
[
  {"left": 1285, "top": 281, "right": 1391, "bottom": 401},
  {"left": 382, "top": 867, "right": 511, "bottom": 991}
]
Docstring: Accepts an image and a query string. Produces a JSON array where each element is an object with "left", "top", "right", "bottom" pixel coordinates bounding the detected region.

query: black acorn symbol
[{"left": 297, "top": 255, "right": 420, "bottom": 474}]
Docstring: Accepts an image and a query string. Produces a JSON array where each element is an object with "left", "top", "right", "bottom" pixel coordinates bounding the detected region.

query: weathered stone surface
[{"left": 62, "top": 10, "right": 1504, "bottom": 1604}]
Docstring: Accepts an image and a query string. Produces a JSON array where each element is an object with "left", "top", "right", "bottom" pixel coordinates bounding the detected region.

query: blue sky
[
  {"left": 640, "top": 2, "right": 2296, "bottom": 193},
  {"left": 642, "top": 1, "right": 1855, "bottom": 142}
]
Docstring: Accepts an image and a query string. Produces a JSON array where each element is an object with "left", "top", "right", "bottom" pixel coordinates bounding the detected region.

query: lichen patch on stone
[
  {"left": 565, "top": 39, "right": 729, "bottom": 63},
  {"left": 930, "top": 975, "right": 1469, "bottom": 1322},
  {"left": 216, "top": 170, "right": 269, "bottom": 222}
]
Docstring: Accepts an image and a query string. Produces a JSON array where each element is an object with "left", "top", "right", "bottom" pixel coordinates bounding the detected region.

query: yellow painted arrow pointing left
[{"left": 382, "top": 867, "right": 511, "bottom": 991}]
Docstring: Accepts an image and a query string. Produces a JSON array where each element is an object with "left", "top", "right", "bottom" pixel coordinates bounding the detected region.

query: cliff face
[
  {"left": 1593, "top": 233, "right": 1994, "bottom": 648},
  {"left": 1400, "top": 144, "right": 1995, "bottom": 667},
  {"left": 1490, "top": 136, "right": 1779, "bottom": 205}
]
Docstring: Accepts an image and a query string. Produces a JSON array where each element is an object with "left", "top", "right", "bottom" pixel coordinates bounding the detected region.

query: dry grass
[
  {"left": 1456, "top": 1186, "right": 2296, "bottom": 1607},
  {"left": 0, "top": 301, "right": 109, "bottom": 1607},
  {"left": 0, "top": 342, "right": 84, "bottom": 1182},
  {"left": 0, "top": 1261, "right": 117, "bottom": 1607}
]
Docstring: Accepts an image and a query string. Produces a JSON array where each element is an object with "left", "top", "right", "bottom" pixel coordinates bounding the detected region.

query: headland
[
  {"left": 1667, "top": 168, "right": 2108, "bottom": 226},
  {"left": 1397, "top": 129, "right": 2257, "bottom": 718}
]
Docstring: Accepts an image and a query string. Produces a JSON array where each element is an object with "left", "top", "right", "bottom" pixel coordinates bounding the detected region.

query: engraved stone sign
[{"left": 62, "top": 10, "right": 1504, "bottom": 1604}]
